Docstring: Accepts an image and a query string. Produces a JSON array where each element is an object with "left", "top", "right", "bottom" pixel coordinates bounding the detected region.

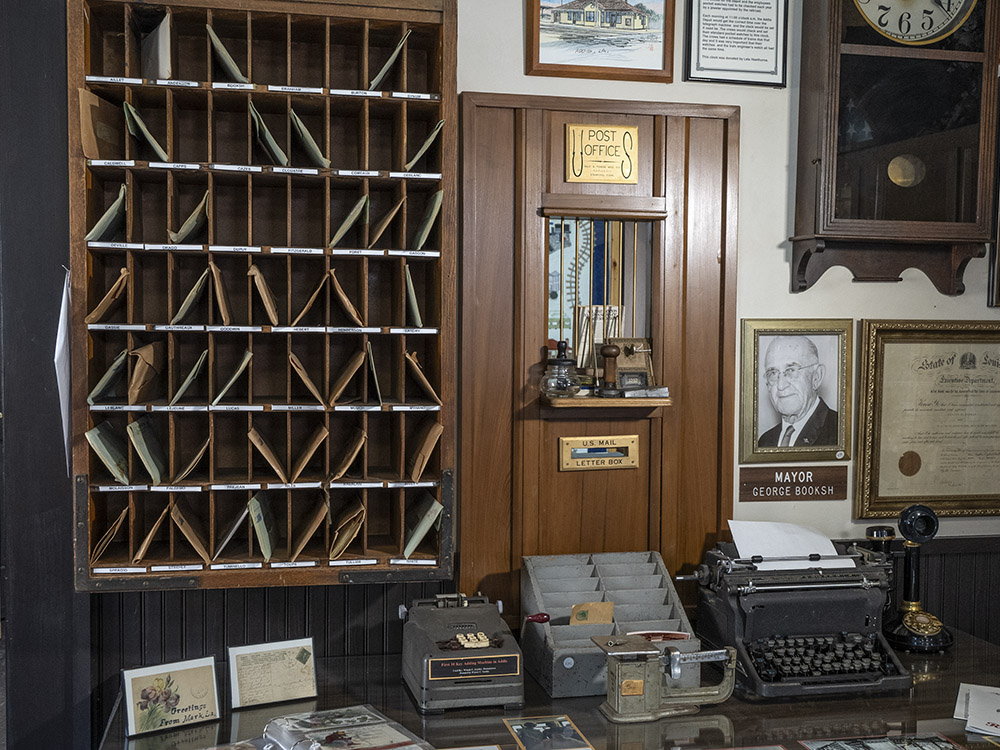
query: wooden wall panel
[
  {"left": 458, "top": 100, "right": 517, "bottom": 602},
  {"left": 535, "top": 418, "right": 653, "bottom": 555},
  {"left": 677, "top": 117, "right": 727, "bottom": 570},
  {"left": 459, "top": 94, "right": 740, "bottom": 620},
  {"left": 657, "top": 117, "right": 688, "bottom": 570}
]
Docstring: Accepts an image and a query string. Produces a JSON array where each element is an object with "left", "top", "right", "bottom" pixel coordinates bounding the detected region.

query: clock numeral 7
[{"left": 877, "top": 5, "right": 891, "bottom": 27}]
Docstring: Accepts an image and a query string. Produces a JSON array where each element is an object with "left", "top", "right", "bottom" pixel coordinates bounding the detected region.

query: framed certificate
[{"left": 855, "top": 320, "right": 1000, "bottom": 518}]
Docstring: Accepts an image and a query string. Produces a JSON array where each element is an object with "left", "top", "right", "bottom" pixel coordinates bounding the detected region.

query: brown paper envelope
[
  {"left": 331, "top": 428, "right": 366, "bottom": 481},
  {"left": 79, "top": 89, "right": 125, "bottom": 160},
  {"left": 412, "top": 189, "right": 443, "bottom": 251},
  {"left": 171, "top": 267, "right": 210, "bottom": 324},
  {"left": 290, "top": 108, "right": 330, "bottom": 169},
  {"left": 330, "top": 268, "right": 364, "bottom": 326},
  {"left": 169, "top": 189, "right": 209, "bottom": 244},
  {"left": 89, "top": 506, "right": 129, "bottom": 566},
  {"left": 404, "top": 118, "right": 444, "bottom": 171},
  {"left": 290, "top": 493, "right": 330, "bottom": 562},
  {"left": 366, "top": 340, "right": 383, "bottom": 406},
  {"left": 329, "top": 497, "right": 366, "bottom": 559},
  {"left": 123, "top": 100, "right": 169, "bottom": 161},
  {"left": 213, "top": 505, "right": 249, "bottom": 561},
  {"left": 248, "top": 426, "right": 289, "bottom": 484},
  {"left": 85, "top": 183, "right": 127, "bottom": 242},
  {"left": 404, "top": 351, "right": 441, "bottom": 404},
  {"left": 209, "top": 260, "right": 233, "bottom": 326},
  {"left": 328, "top": 350, "right": 366, "bottom": 405},
  {"left": 289, "top": 352, "right": 326, "bottom": 406},
  {"left": 248, "top": 264, "right": 280, "bottom": 326},
  {"left": 171, "top": 496, "right": 212, "bottom": 564},
  {"left": 88, "top": 349, "right": 129, "bottom": 405},
  {"left": 291, "top": 271, "right": 329, "bottom": 326},
  {"left": 128, "top": 341, "right": 166, "bottom": 404},
  {"left": 85, "top": 267, "right": 129, "bottom": 324},
  {"left": 368, "top": 28, "right": 411, "bottom": 90},
  {"left": 169, "top": 348, "right": 209, "bottom": 406},
  {"left": 131, "top": 502, "right": 171, "bottom": 565},
  {"left": 172, "top": 436, "right": 210, "bottom": 484},
  {"left": 290, "top": 424, "right": 329, "bottom": 483},
  {"left": 407, "top": 420, "right": 443, "bottom": 482},
  {"left": 403, "top": 263, "right": 423, "bottom": 328},
  {"left": 328, "top": 194, "right": 369, "bottom": 248},
  {"left": 367, "top": 195, "right": 406, "bottom": 248},
  {"left": 206, "top": 23, "right": 249, "bottom": 84},
  {"left": 571, "top": 602, "right": 614, "bottom": 625},
  {"left": 211, "top": 349, "right": 252, "bottom": 406}
]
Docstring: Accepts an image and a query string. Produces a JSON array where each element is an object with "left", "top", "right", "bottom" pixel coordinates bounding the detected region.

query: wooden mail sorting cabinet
[{"left": 68, "top": 0, "right": 457, "bottom": 590}]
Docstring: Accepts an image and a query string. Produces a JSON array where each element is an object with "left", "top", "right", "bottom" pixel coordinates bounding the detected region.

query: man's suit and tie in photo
[{"left": 758, "top": 335, "right": 838, "bottom": 448}]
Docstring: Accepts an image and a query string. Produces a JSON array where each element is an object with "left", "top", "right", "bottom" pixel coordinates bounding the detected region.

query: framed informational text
[
  {"left": 527, "top": 0, "right": 675, "bottom": 83},
  {"left": 740, "top": 319, "right": 852, "bottom": 464},
  {"left": 684, "top": 0, "right": 788, "bottom": 86},
  {"left": 855, "top": 320, "right": 1000, "bottom": 518}
]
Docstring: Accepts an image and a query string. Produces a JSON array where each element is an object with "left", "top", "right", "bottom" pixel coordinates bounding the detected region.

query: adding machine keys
[{"left": 593, "top": 635, "right": 736, "bottom": 723}]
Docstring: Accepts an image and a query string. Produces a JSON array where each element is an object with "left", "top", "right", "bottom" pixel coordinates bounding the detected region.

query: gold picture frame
[
  {"left": 740, "top": 319, "right": 852, "bottom": 464},
  {"left": 855, "top": 319, "right": 1000, "bottom": 518}
]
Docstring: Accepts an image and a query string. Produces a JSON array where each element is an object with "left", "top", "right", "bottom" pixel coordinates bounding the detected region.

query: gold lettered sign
[
  {"left": 559, "top": 434, "right": 639, "bottom": 471},
  {"left": 565, "top": 124, "right": 638, "bottom": 184}
]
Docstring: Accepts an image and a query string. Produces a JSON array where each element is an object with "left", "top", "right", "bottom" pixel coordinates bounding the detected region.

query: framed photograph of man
[{"left": 740, "top": 319, "right": 852, "bottom": 463}]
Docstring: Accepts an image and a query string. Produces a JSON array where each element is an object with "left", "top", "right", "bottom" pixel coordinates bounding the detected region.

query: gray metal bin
[{"left": 520, "top": 551, "right": 700, "bottom": 697}]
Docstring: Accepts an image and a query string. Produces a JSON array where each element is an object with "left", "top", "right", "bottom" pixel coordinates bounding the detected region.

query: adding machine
[{"left": 400, "top": 593, "right": 524, "bottom": 713}]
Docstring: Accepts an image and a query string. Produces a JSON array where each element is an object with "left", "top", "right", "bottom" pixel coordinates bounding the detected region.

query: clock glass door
[
  {"left": 835, "top": 54, "right": 981, "bottom": 223},
  {"left": 832, "top": 1, "right": 991, "bottom": 229}
]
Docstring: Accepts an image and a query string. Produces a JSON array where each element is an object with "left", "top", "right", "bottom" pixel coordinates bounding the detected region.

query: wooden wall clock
[{"left": 792, "top": 0, "right": 999, "bottom": 295}]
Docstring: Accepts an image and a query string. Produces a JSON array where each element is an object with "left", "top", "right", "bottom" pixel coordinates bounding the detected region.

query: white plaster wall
[{"left": 456, "top": 1, "right": 1000, "bottom": 538}]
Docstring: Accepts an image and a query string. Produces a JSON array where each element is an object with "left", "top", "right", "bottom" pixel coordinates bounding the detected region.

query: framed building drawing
[{"left": 527, "top": 0, "right": 675, "bottom": 83}]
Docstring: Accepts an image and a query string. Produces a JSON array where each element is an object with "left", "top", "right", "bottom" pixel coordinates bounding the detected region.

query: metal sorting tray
[{"left": 520, "top": 551, "right": 700, "bottom": 697}]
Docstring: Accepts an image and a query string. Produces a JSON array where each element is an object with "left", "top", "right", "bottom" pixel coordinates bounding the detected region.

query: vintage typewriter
[{"left": 690, "top": 542, "right": 912, "bottom": 698}]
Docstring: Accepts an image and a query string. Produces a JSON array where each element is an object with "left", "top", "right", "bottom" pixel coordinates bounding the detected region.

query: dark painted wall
[
  {"left": 90, "top": 582, "right": 449, "bottom": 744},
  {"left": 0, "top": 2, "right": 451, "bottom": 747},
  {"left": 0, "top": 0, "right": 92, "bottom": 747},
  {"left": 1, "top": 1, "right": 998, "bottom": 748}
]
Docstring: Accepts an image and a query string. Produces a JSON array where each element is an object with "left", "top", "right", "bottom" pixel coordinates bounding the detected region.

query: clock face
[{"left": 853, "top": 0, "right": 978, "bottom": 45}]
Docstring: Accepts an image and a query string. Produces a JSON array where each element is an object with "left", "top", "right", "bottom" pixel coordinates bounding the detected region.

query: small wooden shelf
[{"left": 542, "top": 395, "right": 672, "bottom": 408}]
